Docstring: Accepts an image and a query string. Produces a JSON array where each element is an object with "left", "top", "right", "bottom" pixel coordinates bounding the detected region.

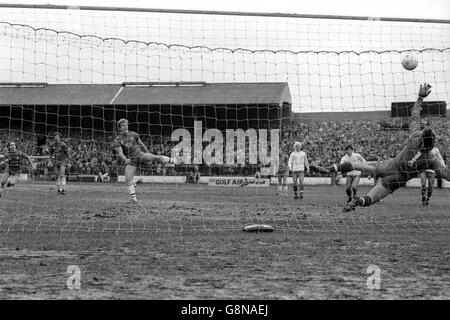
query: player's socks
[
  {"left": 277, "top": 185, "right": 282, "bottom": 196},
  {"left": 352, "top": 187, "right": 357, "bottom": 197},
  {"left": 427, "top": 188, "right": 432, "bottom": 200},
  {"left": 293, "top": 185, "right": 298, "bottom": 199},
  {"left": 127, "top": 182, "right": 137, "bottom": 202},
  {"left": 283, "top": 185, "right": 288, "bottom": 197},
  {"left": 421, "top": 187, "right": 426, "bottom": 201},
  {"left": 345, "top": 188, "right": 353, "bottom": 202}
]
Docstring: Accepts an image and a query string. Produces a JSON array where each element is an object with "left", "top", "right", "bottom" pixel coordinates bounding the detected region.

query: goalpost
[{"left": 0, "top": 4, "right": 449, "bottom": 236}]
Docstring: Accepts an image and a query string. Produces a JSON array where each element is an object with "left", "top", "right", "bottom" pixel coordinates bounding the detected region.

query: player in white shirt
[
  {"left": 415, "top": 147, "right": 445, "bottom": 206},
  {"left": 340, "top": 145, "right": 366, "bottom": 203},
  {"left": 288, "top": 141, "right": 310, "bottom": 199}
]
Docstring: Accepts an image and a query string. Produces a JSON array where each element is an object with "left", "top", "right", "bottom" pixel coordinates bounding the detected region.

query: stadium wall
[{"left": 113, "top": 175, "right": 450, "bottom": 188}]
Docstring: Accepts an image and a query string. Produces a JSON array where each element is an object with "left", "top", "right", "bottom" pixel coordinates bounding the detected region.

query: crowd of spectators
[{"left": 1, "top": 115, "right": 449, "bottom": 180}]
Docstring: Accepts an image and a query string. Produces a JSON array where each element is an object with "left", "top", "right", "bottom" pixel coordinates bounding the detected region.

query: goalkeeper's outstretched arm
[{"left": 408, "top": 83, "right": 432, "bottom": 134}]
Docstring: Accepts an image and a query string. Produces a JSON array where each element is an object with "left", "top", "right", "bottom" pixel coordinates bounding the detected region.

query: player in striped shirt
[
  {"left": 276, "top": 151, "right": 289, "bottom": 197},
  {"left": 311, "top": 83, "right": 450, "bottom": 211},
  {"left": 415, "top": 147, "right": 445, "bottom": 206},
  {"left": 114, "top": 119, "right": 182, "bottom": 203},
  {"left": 340, "top": 145, "right": 366, "bottom": 203},
  {"left": 0, "top": 142, "right": 36, "bottom": 197},
  {"left": 288, "top": 141, "right": 310, "bottom": 200},
  {"left": 48, "top": 132, "right": 69, "bottom": 195}
]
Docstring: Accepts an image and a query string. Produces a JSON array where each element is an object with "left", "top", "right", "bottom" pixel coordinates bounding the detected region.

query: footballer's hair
[
  {"left": 345, "top": 145, "right": 353, "bottom": 151},
  {"left": 53, "top": 132, "right": 62, "bottom": 138},
  {"left": 117, "top": 118, "right": 129, "bottom": 129}
]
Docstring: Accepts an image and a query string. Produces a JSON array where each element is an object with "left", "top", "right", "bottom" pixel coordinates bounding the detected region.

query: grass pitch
[{"left": 0, "top": 182, "right": 449, "bottom": 299}]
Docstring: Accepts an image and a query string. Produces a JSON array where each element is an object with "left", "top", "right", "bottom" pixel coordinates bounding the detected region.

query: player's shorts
[
  {"left": 53, "top": 160, "right": 67, "bottom": 169},
  {"left": 292, "top": 171, "right": 305, "bottom": 179},
  {"left": 276, "top": 168, "right": 288, "bottom": 176},
  {"left": 425, "top": 169, "right": 436, "bottom": 174},
  {"left": 128, "top": 152, "right": 143, "bottom": 167},
  {"left": 346, "top": 174, "right": 360, "bottom": 182},
  {"left": 4, "top": 169, "right": 19, "bottom": 177}
]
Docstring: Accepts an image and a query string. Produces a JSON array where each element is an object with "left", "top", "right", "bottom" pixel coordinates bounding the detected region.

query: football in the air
[{"left": 401, "top": 54, "right": 419, "bottom": 71}]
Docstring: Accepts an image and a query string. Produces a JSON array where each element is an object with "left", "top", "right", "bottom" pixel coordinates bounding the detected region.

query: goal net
[{"left": 0, "top": 5, "right": 449, "bottom": 241}]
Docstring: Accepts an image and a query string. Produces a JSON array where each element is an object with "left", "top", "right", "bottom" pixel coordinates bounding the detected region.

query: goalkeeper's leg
[
  {"left": 344, "top": 173, "right": 406, "bottom": 212},
  {"left": 124, "top": 164, "right": 138, "bottom": 203}
]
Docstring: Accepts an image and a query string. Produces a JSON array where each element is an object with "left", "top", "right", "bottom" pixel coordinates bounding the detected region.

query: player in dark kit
[
  {"left": 0, "top": 142, "right": 36, "bottom": 197},
  {"left": 310, "top": 83, "right": 450, "bottom": 212},
  {"left": 114, "top": 119, "right": 182, "bottom": 202},
  {"left": 48, "top": 132, "right": 69, "bottom": 195}
]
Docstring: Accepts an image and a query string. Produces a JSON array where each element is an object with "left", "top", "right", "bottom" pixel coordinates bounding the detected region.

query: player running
[
  {"left": 0, "top": 142, "right": 36, "bottom": 197},
  {"left": 311, "top": 83, "right": 450, "bottom": 211},
  {"left": 114, "top": 118, "right": 182, "bottom": 203},
  {"left": 48, "top": 132, "right": 69, "bottom": 195},
  {"left": 288, "top": 141, "right": 310, "bottom": 200},
  {"left": 416, "top": 147, "right": 445, "bottom": 205},
  {"left": 340, "top": 145, "right": 366, "bottom": 203},
  {"left": 276, "top": 151, "right": 289, "bottom": 197}
]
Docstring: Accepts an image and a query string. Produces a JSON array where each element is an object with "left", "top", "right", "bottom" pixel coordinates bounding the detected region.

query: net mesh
[{"left": 0, "top": 7, "right": 449, "bottom": 240}]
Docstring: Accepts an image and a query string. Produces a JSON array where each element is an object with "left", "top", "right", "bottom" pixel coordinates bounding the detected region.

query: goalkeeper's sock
[
  {"left": 358, "top": 195, "right": 372, "bottom": 207},
  {"left": 293, "top": 185, "right": 298, "bottom": 195},
  {"left": 61, "top": 176, "right": 66, "bottom": 189},
  {"left": 277, "top": 185, "right": 282, "bottom": 195},
  {"left": 283, "top": 185, "right": 288, "bottom": 195}
]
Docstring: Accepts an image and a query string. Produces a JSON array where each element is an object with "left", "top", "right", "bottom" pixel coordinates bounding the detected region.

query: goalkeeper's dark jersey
[
  {"left": 3, "top": 151, "right": 27, "bottom": 175},
  {"left": 114, "top": 131, "right": 142, "bottom": 162},
  {"left": 49, "top": 141, "right": 69, "bottom": 162},
  {"left": 395, "top": 130, "right": 434, "bottom": 174}
]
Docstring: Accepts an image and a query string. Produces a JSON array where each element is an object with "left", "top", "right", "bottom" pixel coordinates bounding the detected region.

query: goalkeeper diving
[{"left": 311, "top": 83, "right": 450, "bottom": 212}]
